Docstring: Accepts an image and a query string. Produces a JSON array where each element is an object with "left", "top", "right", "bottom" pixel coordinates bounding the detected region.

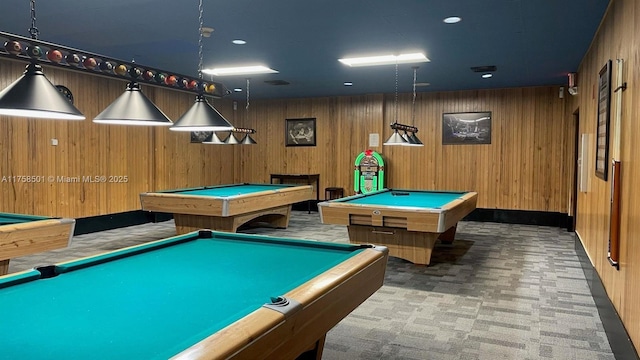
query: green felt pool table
[
  {"left": 318, "top": 189, "right": 478, "bottom": 265},
  {"left": 0, "top": 212, "right": 75, "bottom": 275},
  {"left": 140, "top": 183, "right": 313, "bottom": 233},
  {"left": 0, "top": 230, "right": 388, "bottom": 359}
]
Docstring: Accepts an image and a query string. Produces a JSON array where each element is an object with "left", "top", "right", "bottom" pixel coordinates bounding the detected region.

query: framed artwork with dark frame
[
  {"left": 442, "top": 112, "right": 492, "bottom": 145},
  {"left": 286, "top": 118, "right": 316, "bottom": 146},
  {"left": 595, "top": 60, "right": 612, "bottom": 181},
  {"left": 190, "top": 131, "right": 212, "bottom": 143}
]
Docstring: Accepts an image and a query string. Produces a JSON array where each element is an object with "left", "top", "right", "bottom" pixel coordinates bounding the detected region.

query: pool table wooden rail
[
  {"left": 140, "top": 185, "right": 314, "bottom": 233},
  {"left": 319, "top": 192, "right": 477, "bottom": 233},
  {"left": 140, "top": 185, "right": 313, "bottom": 217},
  {"left": 172, "top": 246, "right": 389, "bottom": 360},
  {"left": 0, "top": 218, "right": 75, "bottom": 275}
]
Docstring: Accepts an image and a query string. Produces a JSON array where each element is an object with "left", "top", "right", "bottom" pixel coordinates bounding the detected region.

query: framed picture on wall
[
  {"left": 595, "top": 60, "right": 611, "bottom": 181},
  {"left": 442, "top": 112, "right": 492, "bottom": 145},
  {"left": 190, "top": 131, "right": 212, "bottom": 143},
  {"left": 286, "top": 118, "right": 316, "bottom": 146}
]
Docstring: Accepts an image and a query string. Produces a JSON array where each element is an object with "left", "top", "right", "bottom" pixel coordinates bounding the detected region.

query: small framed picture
[
  {"left": 595, "top": 60, "right": 611, "bottom": 180},
  {"left": 190, "top": 131, "right": 212, "bottom": 143},
  {"left": 286, "top": 118, "right": 316, "bottom": 147},
  {"left": 442, "top": 112, "right": 492, "bottom": 145}
]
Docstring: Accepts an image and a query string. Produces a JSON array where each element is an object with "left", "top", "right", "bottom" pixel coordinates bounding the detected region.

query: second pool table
[
  {"left": 0, "top": 230, "right": 388, "bottom": 359},
  {"left": 140, "top": 183, "right": 313, "bottom": 233},
  {"left": 0, "top": 212, "right": 75, "bottom": 275},
  {"left": 319, "top": 189, "right": 478, "bottom": 265}
]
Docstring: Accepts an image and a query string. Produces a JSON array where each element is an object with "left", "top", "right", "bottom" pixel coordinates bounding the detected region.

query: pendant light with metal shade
[
  {"left": 240, "top": 133, "right": 257, "bottom": 144},
  {"left": 0, "top": 1, "right": 85, "bottom": 120},
  {"left": 383, "top": 62, "right": 408, "bottom": 146},
  {"left": 170, "top": 0, "right": 233, "bottom": 132},
  {"left": 93, "top": 82, "right": 172, "bottom": 126},
  {"left": 170, "top": 94, "right": 233, "bottom": 131},
  {"left": 224, "top": 132, "right": 241, "bottom": 144},
  {"left": 202, "top": 132, "right": 225, "bottom": 144}
]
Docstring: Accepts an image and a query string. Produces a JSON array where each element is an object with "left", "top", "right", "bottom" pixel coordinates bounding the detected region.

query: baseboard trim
[
  {"left": 464, "top": 208, "right": 569, "bottom": 228},
  {"left": 574, "top": 234, "right": 639, "bottom": 360},
  {"left": 74, "top": 210, "right": 159, "bottom": 235}
]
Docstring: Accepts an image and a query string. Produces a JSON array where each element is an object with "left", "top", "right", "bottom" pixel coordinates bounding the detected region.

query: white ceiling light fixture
[
  {"left": 482, "top": 73, "right": 493, "bottom": 78},
  {"left": 338, "top": 53, "right": 429, "bottom": 67},
  {"left": 202, "top": 65, "right": 278, "bottom": 76},
  {"left": 232, "top": 39, "right": 246, "bottom": 45},
  {"left": 443, "top": 16, "right": 462, "bottom": 24}
]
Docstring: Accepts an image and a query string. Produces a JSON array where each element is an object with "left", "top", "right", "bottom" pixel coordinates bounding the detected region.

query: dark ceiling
[{"left": 0, "top": 0, "right": 609, "bottom": 101}]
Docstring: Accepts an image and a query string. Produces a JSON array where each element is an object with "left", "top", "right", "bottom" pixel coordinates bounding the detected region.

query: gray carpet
[{"left": 8, "top": 211, "right": 614, "bottom": 360}]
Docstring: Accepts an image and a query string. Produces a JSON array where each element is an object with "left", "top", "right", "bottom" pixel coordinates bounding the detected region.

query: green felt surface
[
  {"left": 339, "top": 189, "right": 467, "bottom": 208},
  {"left": 0, "top": 232, "right": 364, "bottom": 359},
  {"left": 0, "top": 212, "right": 49, "bottom": 225},
  {"left": 161, "top": 183, "right": 297, "bottom": 197}
]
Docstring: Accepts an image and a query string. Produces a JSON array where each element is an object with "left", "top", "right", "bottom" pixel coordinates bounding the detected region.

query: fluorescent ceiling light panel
[
  {"left": 338, "top": 53, "right": 429, "bottom": 67},
  {"left": 202, "top": 65, "right": 278, "bottom": 76}
]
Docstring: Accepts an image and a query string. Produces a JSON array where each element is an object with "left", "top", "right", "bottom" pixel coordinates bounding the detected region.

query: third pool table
[
  {"left": 140, "top": 183, "right": 313, "bottom": 233},
  {"left": 0, "top": 212, "right": 75, "bottom": 275},
  {"left": 319, "top": 189, "right": 477, "bottom": 265}
]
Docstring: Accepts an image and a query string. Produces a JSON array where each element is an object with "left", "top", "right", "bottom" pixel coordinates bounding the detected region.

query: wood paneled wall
[
  {"left": 235, "top": 87, "right": 571, "bottom": 213},
  {"left": 0, "top": 59, "right": 235, "bottom": 218},
  {"left": 570, "top": 0, "right": 640, "bottom": 351}
]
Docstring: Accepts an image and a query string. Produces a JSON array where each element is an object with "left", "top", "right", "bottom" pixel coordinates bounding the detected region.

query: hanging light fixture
[
  {"left": 170, "top": 0, "right": 233, "bottom": 132},
  {"left": 383, "top": 62, "right": 408, "bottom": 146},
  {"left": 202, "top": 132, "right": 225, "bottom": 144},
  {"left": 241, "top": 133, "right": 257, "bottom": 145},
  {"left": 224, "top": 132, "right": 241, "bottom": 144},
  {"left": 0, "top": 0, "right": 84, "bottom": 120},
  {"left": 93, "top": 81, "right": 172, "bottom": 125}
]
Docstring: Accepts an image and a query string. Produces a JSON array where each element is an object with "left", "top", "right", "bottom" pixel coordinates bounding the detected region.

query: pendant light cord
[
  {"left": 246, "top": 78, "right": 250, "bottom": 112},
  {"left": 197, "top": 0, "right": 204, "bottom": 79},
  {"left": 411, "top": 67, "right": 417, "bottom": 126},
  {"left": 28, "top": 0, "right": 39, "bottom": 39},
  {"left": 393, "top": 62, "right": 398, "bottom": 125}
]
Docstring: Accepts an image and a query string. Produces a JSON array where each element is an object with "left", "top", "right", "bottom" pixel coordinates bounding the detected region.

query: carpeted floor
[{"left": 8, "top": 211, "right": 615, "bottom": 360}]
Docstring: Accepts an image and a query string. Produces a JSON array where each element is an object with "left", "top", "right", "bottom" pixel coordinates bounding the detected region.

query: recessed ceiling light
[
  {"left": 232, "top": 39, "right": 246, "bottom": 45},
  {"left": 338, "top": 53, "right": 430, "bottom": 67},
  {"left": 443, "top": 16, "right": 462, "bottom": 24},
  {"left": 233, "top": 88, "right": 243, "bottom": 92},
  {"left": 344, "top": 82, "right": 353, "bottom": 86},
  {"left": 202, "top": 65, "right": 279, "bottom": 76},
  {"left": 482, "top": 73, "right": 493, "bottom": 78}
]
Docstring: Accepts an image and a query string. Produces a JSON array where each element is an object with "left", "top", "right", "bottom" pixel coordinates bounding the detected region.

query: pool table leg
[
  {"left": 297, "top": 335, "right": 326, "bottom": 360},
  {"left": 438, "top": 225, "right": 458, "bottom": 244},
  {"left": 0, "top": 259, "right": 8, "bottom": 276}
]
